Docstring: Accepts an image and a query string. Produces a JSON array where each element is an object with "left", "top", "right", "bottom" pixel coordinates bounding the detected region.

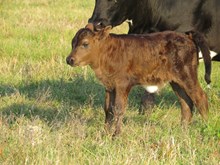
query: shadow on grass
[
  {"left": 0, "top": 74, "right": 179, "bottom": 125},
  {"left": 0, "top": 75, "right": 106, "bottom": 125},
  {"left": 0, "top": 75, "right": 105, "bottom": 107},
  {"left": 1, "top": 103, "right": 70, "bottom": 125},
  {"left": 18, "top": 75, "right": 105, "bottom": 107}
]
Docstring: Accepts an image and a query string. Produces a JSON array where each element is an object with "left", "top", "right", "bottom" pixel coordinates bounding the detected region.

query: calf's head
[{"left": 66, "top": 26, "right": 112, "bottom": 67}]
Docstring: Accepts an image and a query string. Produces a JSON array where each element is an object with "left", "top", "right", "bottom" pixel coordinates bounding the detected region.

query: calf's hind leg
[
  {"left": 170, "top": 82, "right": 194, "bottom": 125},
  {"left": 181, "top": 82, "right": 209, "bottom": 121}
]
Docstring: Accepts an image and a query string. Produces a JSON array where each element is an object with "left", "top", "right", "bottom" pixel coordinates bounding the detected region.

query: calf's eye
[{"left": 82, "top": 42, "right": 89, "bottom": 48}]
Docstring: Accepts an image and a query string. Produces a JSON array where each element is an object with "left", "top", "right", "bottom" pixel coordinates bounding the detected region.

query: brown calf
[{"left": 66, "top": 26, "right": 210, "bottom": 136}]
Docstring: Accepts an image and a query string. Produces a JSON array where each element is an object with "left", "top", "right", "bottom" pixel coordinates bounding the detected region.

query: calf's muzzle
[{"left": 66, "top": 56, "right": 74, "bottom": 66}]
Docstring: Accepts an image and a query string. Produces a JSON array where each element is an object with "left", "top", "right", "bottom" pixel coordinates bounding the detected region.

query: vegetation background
[{"left": 0, "top": 0, "right": 219, "bottom": 164}]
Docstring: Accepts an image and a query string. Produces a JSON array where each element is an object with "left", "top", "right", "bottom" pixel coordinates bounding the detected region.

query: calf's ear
[
  {"left": 104, "top": 26, "right": 112, "bottom": 34},
  {"left": 97, "top": 26, "right": 112, "bottom": 40},
  {"left": 85, "top": 23, "right": 94, "bottom": 31}
]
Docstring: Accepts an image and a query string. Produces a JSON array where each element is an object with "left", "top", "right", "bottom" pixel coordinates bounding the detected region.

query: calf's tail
[{"left": 186, "top": 31, "right": 212, "bottom": 85}]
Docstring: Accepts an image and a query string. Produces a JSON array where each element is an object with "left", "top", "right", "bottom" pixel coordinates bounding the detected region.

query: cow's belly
[{"left": 199, "top": 50, "right": 217, "bottom": 61}]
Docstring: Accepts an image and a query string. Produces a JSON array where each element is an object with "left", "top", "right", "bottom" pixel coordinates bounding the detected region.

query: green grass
[{"left": 0, "top": 0, "right": 220, "bottom": 164}]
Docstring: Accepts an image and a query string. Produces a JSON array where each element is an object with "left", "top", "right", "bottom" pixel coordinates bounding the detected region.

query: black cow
[{"left": 88, "top": 0, "right": 220, "bottom": 61}]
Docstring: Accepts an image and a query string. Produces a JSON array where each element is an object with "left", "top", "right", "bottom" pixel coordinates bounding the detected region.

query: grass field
[{"left": 0, "top": 0, "right": 220, "bottom": 164}]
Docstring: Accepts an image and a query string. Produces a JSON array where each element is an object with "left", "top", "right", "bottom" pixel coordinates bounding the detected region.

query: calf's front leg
[
  {"left": 112, "top": 85, "right": 130, "bottom": 137},
  {"left": 104, "top": 89, "right": 116, "bottom": 132}
]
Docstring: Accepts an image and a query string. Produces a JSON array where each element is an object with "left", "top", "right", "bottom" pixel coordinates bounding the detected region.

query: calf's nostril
[
  {"left": 66, "top": 57, "right": 74, "bottom": 65},
  {"left": 70, "top": 59, "right": 74, "bottom": 65}
]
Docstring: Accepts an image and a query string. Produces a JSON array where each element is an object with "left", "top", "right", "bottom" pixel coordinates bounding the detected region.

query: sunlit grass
[{"left": 0, "top": 0, "right": 219, "bottom": 164}]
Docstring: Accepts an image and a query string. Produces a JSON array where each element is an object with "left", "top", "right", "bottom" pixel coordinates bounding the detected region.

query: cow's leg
[
  {"left": 139, "top": 91, "right": 155, "bottom": 114},
  {"left": 104, "top": 89, "right": 116, "bottom": 132},
  {"left": 170, "top": 82, "right": 194, "bottom": 125},
  {"left": 113, "top": 84, "right": 131, "bottom": 137}
]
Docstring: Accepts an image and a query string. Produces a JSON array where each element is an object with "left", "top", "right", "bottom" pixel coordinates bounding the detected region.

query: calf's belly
[{"left": 143, "top": 85, "right": 159, "bottom": 93}]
